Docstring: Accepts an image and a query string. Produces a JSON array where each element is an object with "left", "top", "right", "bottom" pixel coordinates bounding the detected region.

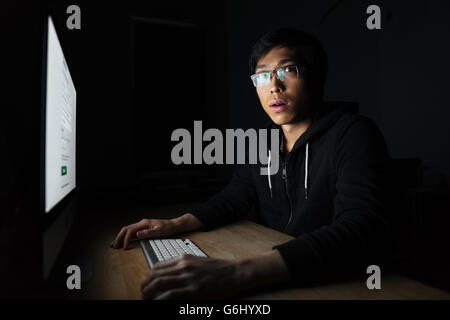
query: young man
[{"left": 111, "top": 28, "right": 393, "bottom": 299}]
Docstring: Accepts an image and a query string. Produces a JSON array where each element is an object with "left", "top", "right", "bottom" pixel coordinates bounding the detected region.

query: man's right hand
[
  {"left": 110, "top": 213, "right": 203, "bottom": 250},
  {"left": 110, "top": 218, "right": 175, "bottom": 250}
]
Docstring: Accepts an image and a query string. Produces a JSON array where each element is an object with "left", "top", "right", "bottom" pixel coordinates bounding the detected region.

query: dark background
[{"left": 1, "top": 0, "right": 450, "bottom": 297}]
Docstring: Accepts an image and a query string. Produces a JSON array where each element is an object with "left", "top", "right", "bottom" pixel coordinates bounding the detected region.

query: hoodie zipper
[{"left": 282, "top": 161, "right": 293, "bottom": 229}]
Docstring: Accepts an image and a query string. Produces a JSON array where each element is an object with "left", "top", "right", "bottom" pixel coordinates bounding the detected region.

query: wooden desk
[{"left": 79, "top": 217, "right": 450, "bottom": 300}]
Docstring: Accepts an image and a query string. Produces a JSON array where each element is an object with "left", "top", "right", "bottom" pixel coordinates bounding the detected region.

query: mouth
[{"left": 269, "top": 99, "right": 288, "bottom": 112}]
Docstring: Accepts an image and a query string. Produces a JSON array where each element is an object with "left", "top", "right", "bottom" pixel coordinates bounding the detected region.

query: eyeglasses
[{"left": 250, "top": 65, "right": 300, "bottom": 87}]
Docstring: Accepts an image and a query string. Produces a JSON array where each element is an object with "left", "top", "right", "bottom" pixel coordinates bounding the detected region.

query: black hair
[{"left": 249, "top": 28, "right": 328, "bottom": 103}]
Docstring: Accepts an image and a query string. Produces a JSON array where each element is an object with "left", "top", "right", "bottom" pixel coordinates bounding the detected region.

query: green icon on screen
[{"left": 61, "top": 165, "right": 67, "bottom": 176}]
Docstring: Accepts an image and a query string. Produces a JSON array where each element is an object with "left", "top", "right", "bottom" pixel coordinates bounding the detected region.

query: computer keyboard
[{"left": 140, "top": 239, "right": 208, "bottom": 269}]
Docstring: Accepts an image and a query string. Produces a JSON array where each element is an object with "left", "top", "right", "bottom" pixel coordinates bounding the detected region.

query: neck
[{"left": 281, "top": 118, "right": 311, "bottom": 153}]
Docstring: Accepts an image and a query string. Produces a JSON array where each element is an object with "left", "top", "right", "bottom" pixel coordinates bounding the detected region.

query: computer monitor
[
  {"left": 44, "top": 16, "right": 76, "bottom": 213},
  {"left": 40, "top": 15, "right": 77, "bottom": 280}
]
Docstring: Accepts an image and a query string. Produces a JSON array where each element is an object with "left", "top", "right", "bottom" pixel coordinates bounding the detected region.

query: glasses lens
[{"left": 251, "top": 72, "right": 271, "bottom": 87}]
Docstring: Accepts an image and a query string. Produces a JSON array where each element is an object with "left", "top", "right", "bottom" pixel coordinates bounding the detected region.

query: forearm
[
  {"left": 171, "top": 213, "right": 203, "bottom": 235},
  {"left": 236, "top": 250, "right": 291, "bottom": 291}
]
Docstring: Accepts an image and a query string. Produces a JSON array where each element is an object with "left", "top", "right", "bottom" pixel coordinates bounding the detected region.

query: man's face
[{"left": 254, "top": 46, "right": 311, "bottom": 125}]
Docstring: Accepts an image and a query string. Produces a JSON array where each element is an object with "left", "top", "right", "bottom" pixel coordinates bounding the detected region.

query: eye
[{"left": 285, "top": 65, "right": 297, "bottom": 73}]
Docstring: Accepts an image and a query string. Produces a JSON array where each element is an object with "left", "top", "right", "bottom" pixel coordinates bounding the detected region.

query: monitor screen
[{"left": 45, "top": 16, "right": 76, "bottom": 213}]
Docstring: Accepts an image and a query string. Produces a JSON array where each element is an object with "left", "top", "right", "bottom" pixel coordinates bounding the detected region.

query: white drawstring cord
[
  {"left": 304, "top": 142, "right": 309, "bottom": 199},
  {"left": 268, "top": 150, "right": 273, "bottom": 198}
]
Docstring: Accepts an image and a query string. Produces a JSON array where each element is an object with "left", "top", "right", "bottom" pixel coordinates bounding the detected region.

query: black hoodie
[{"left": 190, "top": 101, "right": 394, "bottom": 286}]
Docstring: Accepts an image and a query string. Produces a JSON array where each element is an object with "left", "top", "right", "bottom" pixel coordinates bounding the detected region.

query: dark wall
[{"left": 378, "top": 1, "right": 450, "bottom": 185}]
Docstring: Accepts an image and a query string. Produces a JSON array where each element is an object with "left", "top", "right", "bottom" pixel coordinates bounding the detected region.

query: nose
[{"left": 270, "top": 72, "right": 284, "bottom": 94}]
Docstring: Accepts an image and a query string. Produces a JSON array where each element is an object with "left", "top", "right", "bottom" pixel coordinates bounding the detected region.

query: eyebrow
[{"left": 255, "top": 58, "right": 296, "bottom": 70}]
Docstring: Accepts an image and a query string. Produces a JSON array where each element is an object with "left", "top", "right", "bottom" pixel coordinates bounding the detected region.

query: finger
[
  {"left": 153, "top": 255, "right": 186, "bottom": 270},
  {"left": 113, "top": 220, "right": 148, "bottom": 248},
  {"left": 123, "top": 224, "right": 144, "bottom": 249},
  {"left": 136, "top": 225, "right": 158, "bottom": 239},
  {"left": 112, "top": 226, "right": 129, "bottom": 249},
  {"left": 142, "top": 255, "right": 194, "bottom": 290},
  {"left": 123, "top": 220, "right": 151, "bottom": 249},
  {"left": 141, "top": 260, "right": 186, "bottom": 290},
  {"left": 154, "top": 287, "right": 194, "bottom": 300},
  {"left": 141, "top": 275, "right": 188, "bottom": 300}
]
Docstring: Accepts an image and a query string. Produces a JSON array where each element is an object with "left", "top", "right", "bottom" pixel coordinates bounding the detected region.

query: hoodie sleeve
[
  {"left": 273, "top": 117, "right": 394, "bottom": 286},
  {"left": 189, "top": 164, "right": 257, "bottom": 231}
]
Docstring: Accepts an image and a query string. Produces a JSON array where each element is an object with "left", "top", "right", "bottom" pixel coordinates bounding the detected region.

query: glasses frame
[{"left": 250, "top": 64, "right": 300, "bottom": 87}]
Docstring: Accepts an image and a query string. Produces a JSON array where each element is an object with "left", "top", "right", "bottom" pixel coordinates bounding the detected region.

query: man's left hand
[{"left": 141, "top": 254, "right": 243, "bottom": 300}]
